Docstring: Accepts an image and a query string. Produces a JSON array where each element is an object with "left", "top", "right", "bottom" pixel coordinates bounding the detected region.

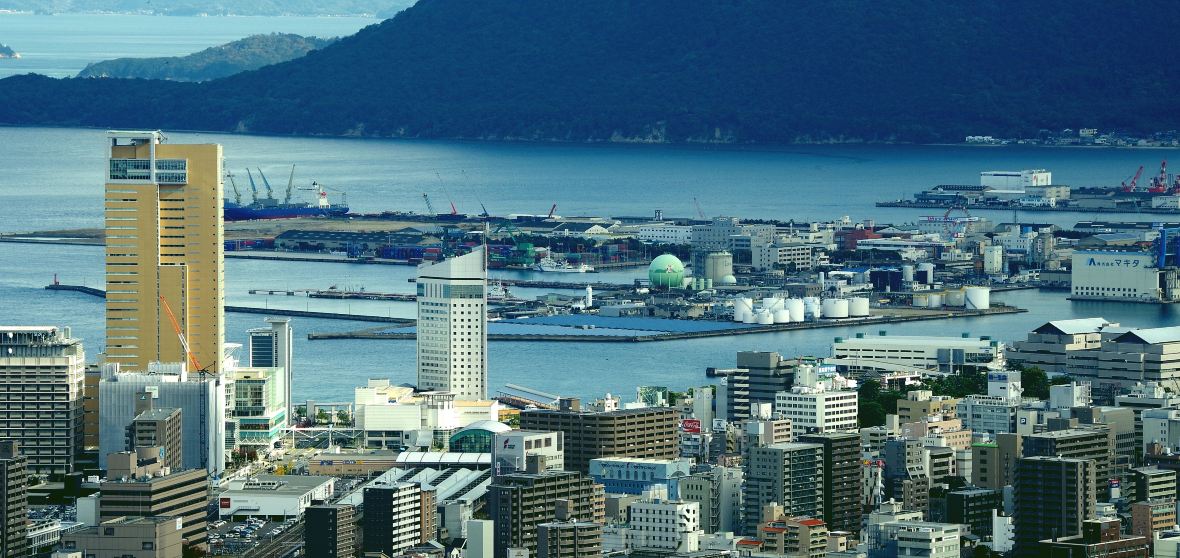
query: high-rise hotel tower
[
  {"left": 416, "top": 247, "right": 487, "bottom": 401},
  {"left": 104, "top": 131, "right": 224, "bottom": 374}
]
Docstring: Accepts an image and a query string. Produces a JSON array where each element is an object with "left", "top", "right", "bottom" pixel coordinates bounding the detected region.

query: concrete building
[
  {"left": 831, "top": 333, "right": 1003, "bottom": 375},
  {"left": 100, "top": 449, "right": 209, "bottom": 548},
  {"left": 756, "top": 507, "right": 827, "bottom": 558},
  {"left": 1071, "top": 326, "right": 1180, "bottom": 401},
  {"left": 1023, "top": 428, "right": 1114, "bottom": 497},
  {"left": 742, "top": 418, "right": 793, "bottom": 460},
  {"left": 466, "top": 519, "right": 494, "bottom": 558},
  {"left": 1071, "top": 251, "right": 1179, "bottom": 303},
  {"left": 487, "top": 471, "right": 604, "bottom": 558},
  {"left": 1039, "top": 518, "right": 1149, "bottom": 558},
  {"left": 772, "top": 385, "right": 858, "bottom": 436},
  {"left": 304, "top": 504, "right": 356, "bottom": 558},
  {"left": 956, "top": 371, "right": 1022, "bottom": 436},
  {"left": 127, "top": 408, "right": 182, "bottom": 471},
  {"left": 519, "top": 404, "right": 678, "bottom": 473},
  {"left": 970, "top": 433, "right": 1022, "bottom": 490},
  {"left": 895, "top": 390, "right": 958, "bottom": 424},
  {"left": 363, "top": 481, "right": 436, "bottom": 556},
  {"left": 537, "top": 521, "right": 603, "bottom": 558},
  {"left": 589, "top": 458, "right": 691, "bottom": 498},
  {"left": 626, "top": 490, "right": 702, "bottom": 552},
  {"left": 104, "top": 130, "right": 224, "bottom": 374},
  {"left": 1117, "top": 382, "right": 1180, "bottom": 449},
  {"left": 416, "top": 247, "right": 487, "bottom": 401},
  {"left": 0, "top": 326, "right": 86, "bottom": 474},
  {"left": 637, "top": 224, "right": 692, "bottom": 245},
  {"left": 228, "top": 366, "right": 287, "bottom": 449},
  {"left": 492, "top": 430, "right": 564, "bottom": 475},
  {"left": 218, "top": 474, "right": 336, "bottom": 520},
  {"left": 798, "top": 432, "right": 862, "bottom": 534},
  {"left": 1131, "top": 500, "right": 1175, "bottom": 552},
  {"left": 945, "top": 487, "right": 1002, "bottom": 537},
  {"left": 1006, "top": 318, "right": 1115, "bottom": 373},
  {"left": 883, "top": 438, "right": 930, "bottom": 515},
  {"left": 0, "top": 441, "right": 29, "bottom": 558},
  {"left": 674, "top": 466, "right": 742, "bottom": 535},
  {"left": 882, "top": 522, "right": 962, "bottom": 558},
  {"left": 1013, "top": 457, "right": 1097, "bottom": 558},
  {"left": 1132, "top": 467, "right": 1178, "bottom": 504},
  {"left": 722, "top": 352, "right": 799, "bottom": 421},
  {"left": 743, "top": 443, "right": 824, "bottom": 535},
  {"left": 246, "top": 317, "right": 293, "bottom": 424},
  {"left": 61, "top": 516, "right": 184, "bottom": 558},
  {"left": 98, "top": 365, "right": 227, "bottom": 475}
]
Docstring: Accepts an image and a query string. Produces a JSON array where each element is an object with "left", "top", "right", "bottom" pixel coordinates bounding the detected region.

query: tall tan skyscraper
[{"left": 105, "top": 131, "right": 224, "bottom": 374}]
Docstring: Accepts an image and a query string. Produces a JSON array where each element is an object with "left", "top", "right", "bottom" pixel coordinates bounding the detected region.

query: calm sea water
[
  {"left": 2, "top": 13, "right": 1180, "bottom": 402},
  {"left": 0, "top": 13, "right": 379, "bottom": 79}
]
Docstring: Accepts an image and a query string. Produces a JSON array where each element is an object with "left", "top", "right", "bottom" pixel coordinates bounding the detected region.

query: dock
[
  {"left": 308, "top": 305, "right": 1026, "bottom": 343},
  {"left": 44, "top": 284, "right": 412, "bottom": 323}
]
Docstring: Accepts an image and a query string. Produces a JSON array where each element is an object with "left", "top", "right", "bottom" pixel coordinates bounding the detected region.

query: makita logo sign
[{"left": 1086, "top": 257, "right": 1143, "bottom": 268}]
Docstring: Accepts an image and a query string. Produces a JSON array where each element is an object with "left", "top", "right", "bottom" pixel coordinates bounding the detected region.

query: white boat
[
  {"left": 534, "top": 256, "right": 594, "bottom": 273},
  {"left": 487, "top": 281, "right": 514, "bottom": 302}
]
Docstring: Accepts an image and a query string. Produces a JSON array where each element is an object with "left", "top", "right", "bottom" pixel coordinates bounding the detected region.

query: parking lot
[{"left": 208, "top": 517, "right": 298, "bottom": 556}]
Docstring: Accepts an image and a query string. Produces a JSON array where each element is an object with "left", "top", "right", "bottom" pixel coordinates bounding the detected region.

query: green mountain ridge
[
  {"left": 1, "top": 0, "right": 1178, "bottom": 144},
  {"left": 77, "top": 34, "right": 336, "bottom": 82}
]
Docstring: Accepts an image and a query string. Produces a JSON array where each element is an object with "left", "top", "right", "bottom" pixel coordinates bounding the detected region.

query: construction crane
[
  {"left": 225, "top": 170, "right": 242, "bottom": 205},
  {"left": 433, "top": 171, "right": 459, "bottom": 215},
  {"left": 478, "top": 200, "right": 490, "bottom": 218},
  {"left": 283, "top": 165, "right": 296, "bottom": 204},
  {"left": 256, "top": 168, "right": 275, "bottom": 200},
  {"left": 245, "top": 168, "right": 260, "bottom": 203},
  {"left": 694, "top": 197, "right": 706, "bottom": 219},
  {"left": 546, "top": 203, "right": 557, "bottom": 219},
  {"left": 422, "top": 193, "right": 437, "bottom": 215},
  {"left": 1121, "top": 165, "right": 1145, "bottom": 193},
  {"left": 158, "top": 295, "right": 201, "bottom": 372}
]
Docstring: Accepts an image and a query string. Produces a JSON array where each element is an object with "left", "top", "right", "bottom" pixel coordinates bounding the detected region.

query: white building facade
[{"left": 417, "top": 247, "right": 487, "bottom": 401}]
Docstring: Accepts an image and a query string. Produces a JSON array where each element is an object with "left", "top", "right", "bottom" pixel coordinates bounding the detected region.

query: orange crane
[
  {"left": 1121, "top": 165, "right": 1145, "bottom": 193},
  {"left": 1149, "top": 160, "right": 1169, "bottom": 194},
  {"left": 158, "top": 295, "right": 202, "bottom": 372}
]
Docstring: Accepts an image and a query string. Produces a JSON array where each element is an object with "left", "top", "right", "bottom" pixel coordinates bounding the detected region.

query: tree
[
  {"left": 860, "top": 401, "right": 887, "bottom": 427},
  {"left": 1019, "top": 366, "right": 1051, "bottom": 399}
]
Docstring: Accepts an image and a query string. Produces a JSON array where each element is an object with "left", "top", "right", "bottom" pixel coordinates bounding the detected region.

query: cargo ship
[{"left": 223, "top": 167, "right": 348, "bottom": 221}]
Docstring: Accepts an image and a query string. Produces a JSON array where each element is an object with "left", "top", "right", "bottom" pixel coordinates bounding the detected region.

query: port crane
[
  {"left": 245, "top": 168, "right": 261, "bottom": 203},
  {"left": 694, "top": 197, "right": 706, "bottom": 219},
  {"left": 284, "top": 165, "right": 296, "bottom": 204},
  {"left": 1121, "top": 165, "right": 1145, "bottom": 192},
  {"left": 256, "top": 168, "right": 276, "bottom": 200},
  {"left": 158, "top": 295, "right": 201, "bottom": 372},
  {"left": 1149, "top": 160, "right": 1170, "bottom": 194},
  {"left": 225, "top": 170, "right": 242, "bottom": 205},
  {"left": 422, "top": 193, "right": 437, "bottom": 215},
  {"left": 546, "top": 203, "right": 557, "bottom": 219}
]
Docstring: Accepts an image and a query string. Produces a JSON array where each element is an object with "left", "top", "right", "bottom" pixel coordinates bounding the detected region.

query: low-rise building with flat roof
[{"left": 217, "top": 475, "right": 335, "bottom": 520}]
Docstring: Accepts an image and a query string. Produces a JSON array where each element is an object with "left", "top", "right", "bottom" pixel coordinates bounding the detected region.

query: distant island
[
  {"left": 78, "top": 33, "right": 335, "bottom": 82},
  {"left": 0, "top": 0, "right": 414, "bottom": 16},
  {"left": 0, "top": 44, "right": 18, "bottom": 59},
  {"left": 1, "top": 0, "right": 1179, "bottom": 144}
]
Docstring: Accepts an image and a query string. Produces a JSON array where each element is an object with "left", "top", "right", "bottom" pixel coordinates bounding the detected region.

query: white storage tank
[
  {"left": 965, "top": 286, "right": 991, "bottom": 310},
  {"left": 849, "top": 297, "right": 871, "bottom": 317},
  {"left": 822, "top": 298, "right": 850, "bottom": 318},
  {"left": 704, "top": 251, "right": 735, "bottom": 283},
  {"left": 902, "top": 265, "right": 915, "bottom": 282},
  {"left": 804, "top": 297, "right": 821, "bottom": 319},
  {"left": 755, "top": 310, "right": 774, "bottom": 325},
  {"left": 733, "top": 298, "right": 753, "bottom": 322},
  {"left": 773, "top": 309, "right": 791, "bottom": 323},
  {"left": 945, "top": 288, "right": 966, "bottom": 307},
  {"left": 928, "top": 293, "right": 943, "bottom": 308},
  {"left": 917, "top": 262, "right": 936, "bottom": 284},
  {"left": 743, "top": 312, "right": 757, "bottom": 324},
  {"left": 762, "top": 297, "right": 782, "bottom": 313},
  {"left": 786, "top": 299, "right": 805, "bottom": 322}
]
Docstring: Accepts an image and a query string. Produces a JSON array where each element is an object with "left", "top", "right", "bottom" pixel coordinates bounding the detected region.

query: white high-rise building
[
  {"left": 0, "top": 326, "right": 86, "bottom": 474},
  {"left": 626, "top": 486, "right": 703, "bottom": 553},
  {"left": 416, "top": 248, "right": 487, "bottom": 401},
  {"left": 247, "top": 318, "right": 293, "bottom": 423}
]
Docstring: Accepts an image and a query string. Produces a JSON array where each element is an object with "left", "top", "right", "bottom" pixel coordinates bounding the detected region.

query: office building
[
  {"left": 1013, "top": 457, "right": 1097, "bottom": 558},
  {"left": 896, "top": 390, "right": 959, "bottom": 423},
  {"left": 589, "top": 458, "right": 691, "bottom": 498},
  {"left": 944, "top": 487, "right": 1002, "bottom": 537},
  {"left": 1039, "top": 518, "right": 1149, "bottom": 558},
  {"left": 831, "top": 333, "right": 1003, "bottom": 375},
  {"left": 1131, "top": 500, "right": 1175, "bottom": 551},
  {"left": 1070, "top": 326, "right": 1180, "bottom": 401},
  {"left": 363, "top": 482, "right": 436, "bottom": 556},
  {"left": 674, "top": 465, "right": 742, "bottom": 535},
  {"left": 127, "top": 408, "right": 182, "bottom": 471},
  {"left": 0, "top": 441, "right": 29, "bottom": 558},
  {"left": 537, "top": 521, "right": 603, "bottom": 558},
  {"left": 742, "top": 418, "right": 792, "bottom": 459},
  {"left": 492, "top": 430, "right": 564, "bottom": 475},
  {"left": 98, "top": 365, "right": 227, "bottom": 475},
  {"left": 743, "top": 443, "right": 824, "bottom": 535},
  {"left": 798, "top": 432, "right": 862, "bottom": 533},
  {"left": 467, "top": 519, "right": 494, "bottom": 558},
  {"left": 722, "top": 352, "right": 798, "bottom": 421},
  {"left": 1006, "top": 318, "right": 1115, "bottom": 373},
  {"left": 99, "top": 448, "right": 209, "bottom": 548},
  {"left": 247, "top": 317, "right": 293, "bottom": 423},
  {"left": 0, "top": 326, "right": 86, "bottom": 474},
  {"left": 884, "top": 522, "right": 962, "bottom": 558},
  {"left": 970, "top": 433, "right": 1021, "bottom": 490},
  {"left": 61, "top": 516, "right": 184, "bottom": 558},
  {"left": 956, "top": 371, "right": 1022, "bottom": 435},
  {"left": 218, "top": 475, "right": 336, "bottom": 520},
  {"left": 228, "top": 367, "right": 287, "bottom": 449},
  {"left": 304, "top": 504, "right": 356, "bottom": 558},
  {"left": 1117, "top": 382, "right": 1180, "bottom": 450},
  {"left": 487, "top": 471, "right": 603, "bottom": 558},
  {"left": 1132, "top": 467, "right": 1177, "bottom": 503},
  {"left": 416, "top": 247, "right": 487, "bottom": 401},
  {"left": 104, "top": 130, "right": 224, "bottom": 374},
  {"left": 772, "top": 385, "right": 858, "bottom": 435},
  {"left": 626, "top": 488, "right": 702, "bottom": 552},
  {"left": 883, "top": 438, "right": 930, "bottom": 515},
  {"left": 519, "top": 404, "right": 678, "bottom": 473}
]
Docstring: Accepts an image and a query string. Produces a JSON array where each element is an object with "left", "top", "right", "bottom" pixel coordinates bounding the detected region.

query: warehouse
[{"left": 1070, "top": 251, "right": 1180, "bottom": 302}]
